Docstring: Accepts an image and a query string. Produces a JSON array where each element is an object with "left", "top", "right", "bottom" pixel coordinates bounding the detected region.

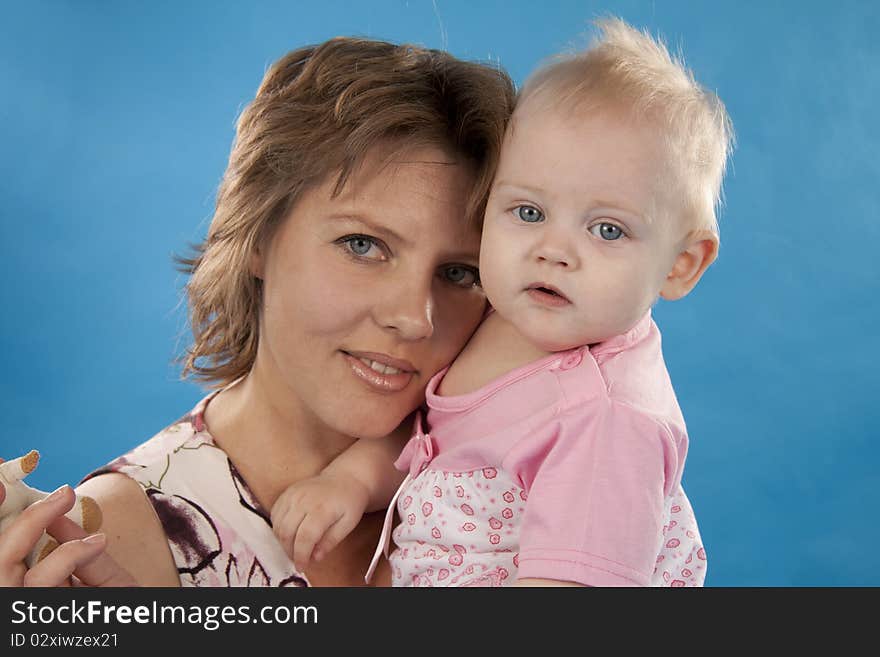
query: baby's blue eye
[
  {"left": 589, "top": 223, "right": 625, "bottom": 241},
  {"left": 516, "top": 205, "right": 544, "bottom": 223}
]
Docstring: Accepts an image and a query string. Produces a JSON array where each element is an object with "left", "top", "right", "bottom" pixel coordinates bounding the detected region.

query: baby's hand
[{"left": 270, "top": 473, "right": 370, "bottom": 572}]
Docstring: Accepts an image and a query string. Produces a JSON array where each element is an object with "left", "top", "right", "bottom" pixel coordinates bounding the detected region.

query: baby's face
[{"left": 480, "top": 104, "right": 690, "bottom": 351}]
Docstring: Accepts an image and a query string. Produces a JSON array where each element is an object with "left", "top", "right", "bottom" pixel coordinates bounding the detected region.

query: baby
[{"left": 271, "top": 17, "right": 733, "bottom": 586}]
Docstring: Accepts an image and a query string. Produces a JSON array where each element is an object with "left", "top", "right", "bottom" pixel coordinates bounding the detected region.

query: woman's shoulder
[
  {"left": 81, "top": 393, "right": 219, "bottom": 485},
  {"left": 79, "top": 391, "right": 308, "bottom": 587},
  {"left": 73, "top": 394, "right": 222, "bottom": 586},
  {"left": 76, "top": 472, "right": 181, "bottom": 585}
]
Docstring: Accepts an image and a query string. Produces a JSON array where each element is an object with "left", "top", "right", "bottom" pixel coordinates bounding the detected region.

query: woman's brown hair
[{"left": 178, "top": 37, "right": 516, "bottom": 387}]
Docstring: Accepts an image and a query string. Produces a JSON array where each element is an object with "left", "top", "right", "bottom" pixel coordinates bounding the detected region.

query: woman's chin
[
  {"left": 332, "top": 409, "right": 413, "bottom": 442},
  {"left": 360, "top": 418, "right": 412, "bottom": 441}
]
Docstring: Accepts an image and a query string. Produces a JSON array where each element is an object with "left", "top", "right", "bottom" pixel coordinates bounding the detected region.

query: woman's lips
[{"left": 342, "top": 351, "right": 416, "bottom": 393}]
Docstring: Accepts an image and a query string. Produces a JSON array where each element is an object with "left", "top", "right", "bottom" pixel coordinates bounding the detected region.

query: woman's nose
[{"left": 374, "top": 274, "right": 435, "bottom": 340}]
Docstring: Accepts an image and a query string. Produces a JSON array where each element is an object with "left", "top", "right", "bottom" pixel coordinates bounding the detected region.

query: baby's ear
[{"left": 660, "top": 231, "right": 718, "bottom": 301}]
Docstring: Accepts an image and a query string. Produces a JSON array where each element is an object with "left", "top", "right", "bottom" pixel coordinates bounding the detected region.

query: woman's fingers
[
  {"left": 45, "top": 510, "right": 138, "bottom": 587},
  {"left": 73, "top": 548, "right": 139, "bottom": 587},
  {"left": 0, "top": 555, "right": 27, "bottom": 586},
  {"left": 45, "top": 512, "right": 89, "bottom": 542},
  {"left": 25, "top": 532, "right": 133, "bottom": 588},
  {"left": 22, "top": 533, "right": 108, "bottom": 587},
  {"left": 0, "top": 485, "right": 76, "bottom": 566}
]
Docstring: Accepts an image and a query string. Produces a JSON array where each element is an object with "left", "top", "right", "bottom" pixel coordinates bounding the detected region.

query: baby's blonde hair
[{"left": 518, "top": 17, "right": 734, "bottom": 235}]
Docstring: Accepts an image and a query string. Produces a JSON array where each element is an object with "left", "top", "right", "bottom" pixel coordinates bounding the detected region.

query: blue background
[{"left": 1, "top": 1, "right": 877, "bottom": 586}]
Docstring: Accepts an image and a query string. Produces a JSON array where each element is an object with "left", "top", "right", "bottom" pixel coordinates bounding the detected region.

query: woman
[{"left": 0, "top": 36, "right": 515, "bottom": 587}]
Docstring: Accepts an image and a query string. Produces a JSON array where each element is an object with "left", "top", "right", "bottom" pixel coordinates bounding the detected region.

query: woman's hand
[{"left": 0, "top": 479, "right": 137, "bottom": 587}]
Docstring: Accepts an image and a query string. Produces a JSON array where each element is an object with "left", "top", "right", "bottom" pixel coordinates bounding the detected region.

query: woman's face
[{"left": 254, "top": 145, "right": 485, "bottom": 440}]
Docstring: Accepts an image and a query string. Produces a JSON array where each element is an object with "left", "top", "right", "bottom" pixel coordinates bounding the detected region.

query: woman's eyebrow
[
  {"left": 325, "top": 214, "right": 412, "bottom": 247},
  {"left": 327, "top": 213, "right": 479, "bottom": 263}
]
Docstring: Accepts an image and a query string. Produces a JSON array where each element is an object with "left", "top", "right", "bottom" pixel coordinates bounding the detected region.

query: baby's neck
[{"left": 437, "top": 311, "right": 556, "bottom": 397}]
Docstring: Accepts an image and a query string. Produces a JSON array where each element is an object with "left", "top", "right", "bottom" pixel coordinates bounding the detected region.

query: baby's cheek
[
  {"left": 604, "top": 285, "right": 653, "bottom": 337},
  {"left": 477, "top": 223, "right": 508, "bottom": 284},
  {"left": 476, "top": 257, "right": 508, "bottom": 314}
]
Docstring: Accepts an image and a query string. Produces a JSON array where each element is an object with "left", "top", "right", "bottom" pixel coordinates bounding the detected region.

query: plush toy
[{"left": 0, "top": 450, "right": 103, "bottom": 567}]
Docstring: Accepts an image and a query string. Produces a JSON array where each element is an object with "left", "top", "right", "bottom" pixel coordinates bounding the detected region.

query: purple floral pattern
[{"left": 82, "top": 395, "right": 308, "bottom": 587}]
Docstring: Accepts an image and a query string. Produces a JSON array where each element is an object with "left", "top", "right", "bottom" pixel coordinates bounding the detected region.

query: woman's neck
[{"left": 202, "top": 366, "right": 355, "bottom": 513}]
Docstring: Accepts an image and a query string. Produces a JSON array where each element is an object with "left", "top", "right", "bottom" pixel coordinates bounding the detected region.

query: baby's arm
[{"left": 271, "top": 423, "right": 409, "bottom": 571}]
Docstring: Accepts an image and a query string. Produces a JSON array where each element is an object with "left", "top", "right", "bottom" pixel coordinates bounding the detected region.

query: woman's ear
[{"left": 660, "top": 232, "right": 718, "bottom": 301}]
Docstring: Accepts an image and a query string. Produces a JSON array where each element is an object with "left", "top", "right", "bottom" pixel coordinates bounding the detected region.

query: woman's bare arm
[{"left": 76, "top": 473, "right": 180, "bottom": 586}]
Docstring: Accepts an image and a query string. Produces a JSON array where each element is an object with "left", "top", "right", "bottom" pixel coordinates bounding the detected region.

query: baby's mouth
[{"left": 526, "top": 283, "right": 571, "bottom": 304}]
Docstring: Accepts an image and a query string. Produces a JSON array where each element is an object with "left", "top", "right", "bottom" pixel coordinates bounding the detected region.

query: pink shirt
[{"left": 384, "top": 312, "right": 706, "bottom": 586}]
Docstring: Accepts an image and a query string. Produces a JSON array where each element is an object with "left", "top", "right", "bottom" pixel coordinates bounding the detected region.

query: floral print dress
[{"left": 82, "top": 393, "right": 308, "bottom": 587}]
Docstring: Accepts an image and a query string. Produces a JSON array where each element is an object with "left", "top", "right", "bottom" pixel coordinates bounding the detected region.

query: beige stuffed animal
[{"left": 0, "top": 450, "right": 102, "bottom": 566}]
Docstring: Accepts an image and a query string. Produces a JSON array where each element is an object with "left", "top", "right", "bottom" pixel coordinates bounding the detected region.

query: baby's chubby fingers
[
  {"left": 0, "top": 485, "right": 76, "bottom": 567},
  {"left": 271, "top": 502, "right": 307, "bottom": 560},
  {"left": 293, "top": 508, "right": 342, "bottom": 572},
  {"left": 312, "top": 511, "right": 362, "bottom": 563}
]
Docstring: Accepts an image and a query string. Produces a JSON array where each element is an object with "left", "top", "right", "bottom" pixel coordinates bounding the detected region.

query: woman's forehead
[
  {"left": 290, "top": 146, "right": 481, "bottom": 248},
  {"left": 325, "top": 145, "right": 470, "bottom": 208}
]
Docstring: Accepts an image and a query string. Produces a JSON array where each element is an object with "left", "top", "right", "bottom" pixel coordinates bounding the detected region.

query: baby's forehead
[
  {"left": 510, "top": 91, "right": 656, "bottom": 137},
  {"left": 504, "top": 98, "right": 675, "bottom": 178},
  {"left": 500, "top": 103, "right": 694, "bottom": 225}
]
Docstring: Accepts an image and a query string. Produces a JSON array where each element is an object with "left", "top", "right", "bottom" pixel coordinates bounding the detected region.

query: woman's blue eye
[
  {"left": 340, "top": 235, "right": 384, "bottom": 259},
  {"left": 347, "top": 236, "right": 374, "bottom": 255},
  {"left": 516, "top": 205, "right": 544, "bottom": 223},
  {"left": 589, "top": 222, "right": 625, "bottom": 241},
  {"left": 442, "top": 265, "right": 480, "bottom": 288}
]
